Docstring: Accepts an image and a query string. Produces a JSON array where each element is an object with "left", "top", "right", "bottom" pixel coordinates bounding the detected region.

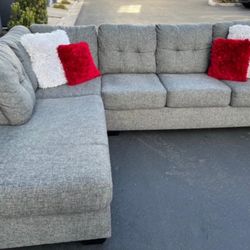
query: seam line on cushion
[{"left": 118, "top": 26, "right": 123, "bottom": 73}]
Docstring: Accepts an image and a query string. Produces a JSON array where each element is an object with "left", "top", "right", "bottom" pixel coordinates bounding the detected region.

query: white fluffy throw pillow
[
  {"left": 228, "top": 25, "right": 250, "bottom": 78},
  {"left": 21, "top": 30, "right": 70, "bottom": 88}
]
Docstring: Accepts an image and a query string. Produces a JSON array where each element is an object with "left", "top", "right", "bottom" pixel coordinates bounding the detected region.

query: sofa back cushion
[
  {"left": 98, "top": 24, "right": 157, "bottom": 74},
  {"left": 213, "top": 20, "right": 250, "bottom": 39},
  {"left": 30, "top": 24, "right": 98, "bottom": 66},
  {"left": 0, "top": 26, "right": 38, "bottom": 91},
  {"left": 156, "top": 24, "right": 213, "bottom": 73},
  {"left": 0, "top": 44, "right": 35, "bottom": 125}
]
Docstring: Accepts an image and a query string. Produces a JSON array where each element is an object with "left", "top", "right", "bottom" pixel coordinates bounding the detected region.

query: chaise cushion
[
  {"left": 213, "top": 20, "right": 250, "bottom": 39},
  {"left": 36, "top": 77, "right": 101, "bottom": 99},
  {"left": 159, "top": 74, "right": 231, "bottom": 108},
  {"left": 98, "top": 24, "right": 157, "bottom": 74},
  {"left": 102, "top": 74, "right": 167, "bottom": 110},
  {"left": 30, "top": 24, "right": 98, "bottom": 66},
  {"left": 0, "top": 95, "right": 112, "bottom": 218},
  {"left": 0, "top": 44, "right": 35, "bottom": 125},
  {"left": 0, "top": 26, "right": 38, "bottom": 90},
  {"left": 224, "top": 80, "right": 250, "bottom": 107},
  {"left": 156, "top": 24, "right": 213, "bottom": 73}
]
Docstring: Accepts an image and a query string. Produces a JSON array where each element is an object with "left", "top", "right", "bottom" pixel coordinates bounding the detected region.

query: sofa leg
[
  {"left": 81, "top": 238, "right": 107, "bottom": 245},
  {"left": 108, "top": 131, "right": 120, "bottom": 136}
]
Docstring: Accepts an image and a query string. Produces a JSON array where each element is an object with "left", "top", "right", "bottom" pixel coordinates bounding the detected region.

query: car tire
[{"left": 242, "top": 3, "right": 250, "bottom": 8}]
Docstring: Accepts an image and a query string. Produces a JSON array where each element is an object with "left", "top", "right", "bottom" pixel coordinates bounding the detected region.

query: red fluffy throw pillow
[
  {"left": 57, "top": 42, "right": 101, "bottom": 86},
  {"left": 208, "top": 38, "right": 250, "bottom": 82}
]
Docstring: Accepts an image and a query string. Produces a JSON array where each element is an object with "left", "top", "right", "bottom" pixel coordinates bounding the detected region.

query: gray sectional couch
[{"left": 1, "top": 20, "right": 250, "bottom": 248}]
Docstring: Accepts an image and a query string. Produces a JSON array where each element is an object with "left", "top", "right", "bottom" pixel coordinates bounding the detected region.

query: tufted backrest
[
  {"left": 156, "top": 24, "right": 213, "bottom": 74},
  {"left": 213, "top": 20, "right": 250, "bottom": 39},
  {"left": 98, "top": 24, "right": 157, "bottom": 74},
  {"left": 0, "top": 44, "right": 35, "bottom": 125},
  {"left": 30, "top": 24, "right": 98, "bottom": 66},
  {"left": 0, "top": 26, "right": 38, "bottom": 91}
]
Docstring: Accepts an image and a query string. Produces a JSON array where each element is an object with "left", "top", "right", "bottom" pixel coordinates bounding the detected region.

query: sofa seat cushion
[
  {"left": 102, "top": 74, "right": 167, "bottom": 110},
  {"left": 0, "top": 96, "right": 112, "bottom": 218},
  {"left": 159, "top": 74, "right": 231, "bottom": 108},
  {"left": 36, "top": 77, "right": 101, "bottom": 99},
  {"left": 224, "top": 80, "right": 250, "bottom": 107}
]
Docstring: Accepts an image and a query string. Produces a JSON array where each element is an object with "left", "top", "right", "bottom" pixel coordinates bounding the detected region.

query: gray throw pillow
[{"left": 0, "top": 44, "right": 35, "bottom": 125}]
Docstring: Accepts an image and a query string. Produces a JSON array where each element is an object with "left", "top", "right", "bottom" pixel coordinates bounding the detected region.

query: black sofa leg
[
  {"left": 81, "top": 238, "right": 107, "bottom": 245},
  {"left": 108, "top": 131, "right": 120, "bottom": 136}
]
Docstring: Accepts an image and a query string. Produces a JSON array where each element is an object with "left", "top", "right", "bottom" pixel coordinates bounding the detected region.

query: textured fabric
[
  {"left": 102, "top": 74, "right": 167, "bottom": 110},
  {"left": 0, "top": 44, "right": 35, "bottom": 125},
  {"left": 0, "top": 208, "right": 111, "bottom": 249},
  {"left": 57, "top": 42, "right": 100, "bottom": 86},
  {"left": 98, "top": 24, "right": 157, "bottom": 74},
  {"left": 228, "top": 25, "right": 250, "bottom": 78},
  {"left": 0, "top": 96, "right": 112, "bottom": 218},
  {"left": 0, "top": 26, "right": 38, "bottom": 91},
  {"left": 228, "top": 24, "right": 250, "bottom": 40},
  {"left": 156, "top": 24, "right": 212, "bottom": 73},
  {"left": 213, "top": 20, "right": 250, "bottom": 39},
  {"left": 21, "top": 30, "right": 70, "bottom": 88},
  {"left": 159, "top": 74, "right": 231, "bottom": 108},
  {"left": 36, "top": 77, "right": 101, "bottom": 99},
  {"left": 224, "top": 79, "right": 250, "bottom": 107},
  {"left": 30, "top": 24, "right": 98, "bottom": 66},
  {"left": 0, "top": 112, "right": 8, "bottom": 125},
  {"left": 208, "top": 38, "right": 250, "bottom": 82},
  {"left": 106, "top": 107, "right": 250, "bottom": 131}
]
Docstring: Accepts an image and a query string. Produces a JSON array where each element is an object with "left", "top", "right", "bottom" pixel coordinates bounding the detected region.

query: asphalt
[
  {"left": 76, "top": 0, "right": 250, "bottom": 25},
  {"left": 13, "top": 128, "right": 250, "bottom": 250}
]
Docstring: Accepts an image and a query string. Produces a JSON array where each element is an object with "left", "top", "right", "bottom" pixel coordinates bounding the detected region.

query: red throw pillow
[
  {"left": 208, "top": 38, "right": 250, "bottom": 82},
  {"left": 57, "top": 42, "right": 101, "bottom": 86}
]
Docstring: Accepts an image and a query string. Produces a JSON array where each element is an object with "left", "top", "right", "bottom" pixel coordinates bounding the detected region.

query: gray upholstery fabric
[
  {"left": 159, "top": 74, "right": 231, "bottom": 108},
  {"left": 102, "top": 74, "right": 167, "bottom": 110},
  {"left": 156, "top": 24, "right": 212, "bottom": 73},
  {"left": 0, "top": 26, "right": 38, "bottom": 90},
  {"left": 30, "top": 24, "right": 99, "bottom": 66},
  {"left": 213, "top": 20, "right": 250, "bottom": 39},
  {"left": 0, "top": 96, "right": 112, "bottom": 218},
  {"left": 36, "top": 77, "right": 101, "bottom": 99},
  {"left": 224, "top": 80, "right": 250, "bottom": 107},
  {"left": 106, "top": 107, "right": 250, "bottom": 131},
  {"left": 0, "top": 208, "right": 111, "bottom": 249},
  {"left": 98, "top": 24, "right": 157, "bottom": 74},
  {"left": 0, "top": 112, "right": 8, "bottom": 125},
  {"left": 0, "top": 44, "right": 35, "bottom": 125}
]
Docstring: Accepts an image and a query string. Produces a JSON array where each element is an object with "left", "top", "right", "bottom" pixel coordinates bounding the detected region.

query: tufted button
[
  {"left": 136, "top": 48, "right": 141, "bottom": 53},
  {"left": 118, "top": 49, "right": 123, "bottom": 53}
]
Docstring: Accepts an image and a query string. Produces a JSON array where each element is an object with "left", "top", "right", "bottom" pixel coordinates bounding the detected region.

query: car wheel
[{"left": 242, "top": 3, "right": 250, "bottom": 8}]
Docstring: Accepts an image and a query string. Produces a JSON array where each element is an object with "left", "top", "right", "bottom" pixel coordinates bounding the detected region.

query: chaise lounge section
[{"left": 1, "top": 20, "right": 250, "bottom": 249}]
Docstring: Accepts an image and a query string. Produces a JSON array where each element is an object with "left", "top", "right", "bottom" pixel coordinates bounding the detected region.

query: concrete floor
[
  {"left": 13, "top": 128, "right": 250, "bottom": 250},
  {"left": 76, "top": 0, "right": 250, "bottom": 25}
]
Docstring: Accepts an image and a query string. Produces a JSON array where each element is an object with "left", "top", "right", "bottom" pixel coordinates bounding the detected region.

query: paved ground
[
  {"left": 76, "top": 0, "right": 250, "bottom": 25},
  {"left": 13, "top": 128, "right": 250, "bottom": 250},
  {"left": 48, "top": 0, "right": 83, "bottom": 26}
]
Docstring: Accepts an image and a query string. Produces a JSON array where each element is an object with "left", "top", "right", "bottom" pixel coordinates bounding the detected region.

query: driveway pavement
[{"left": 76, "top": 0, "right": 250, "bottom": 25}]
